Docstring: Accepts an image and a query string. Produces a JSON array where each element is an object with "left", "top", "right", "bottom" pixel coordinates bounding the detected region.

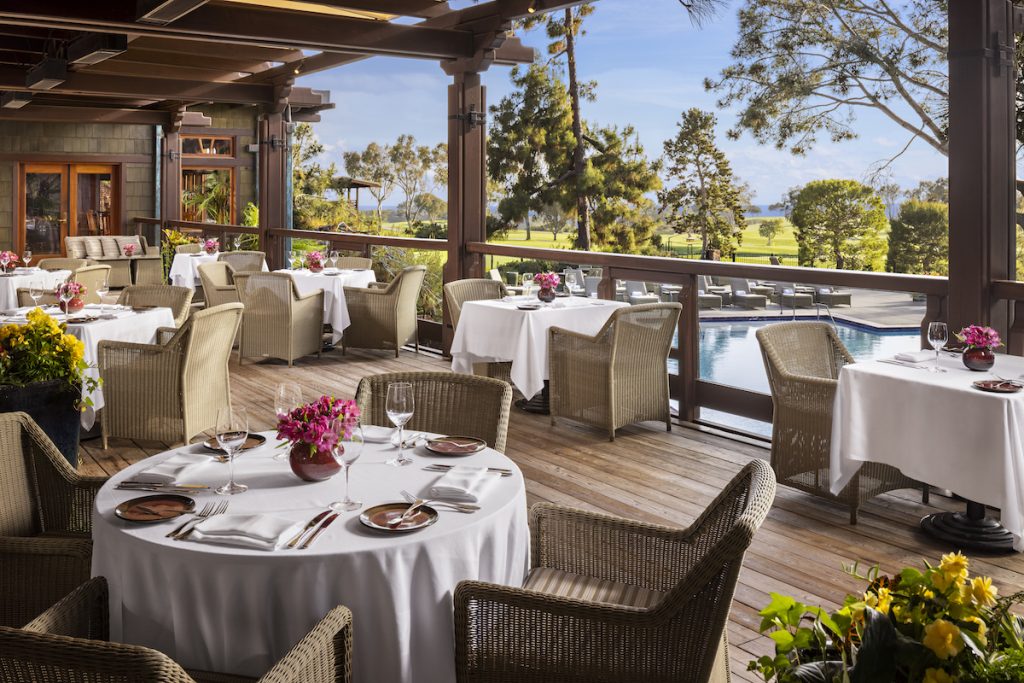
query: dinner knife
[
  {"left": 299, "top": 513, "right": 338, "bottom": 549},
  {"left": 287, "top": 510, "right": 331, "bottom": 549}
]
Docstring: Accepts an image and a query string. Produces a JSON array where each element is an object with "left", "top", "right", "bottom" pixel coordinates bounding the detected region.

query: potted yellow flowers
[
  {"left": 0, "top": 308, "right": 97, "bottom": 466},
  {"left": 749, "top": 552, "right": 1024, "bottom": 682}
]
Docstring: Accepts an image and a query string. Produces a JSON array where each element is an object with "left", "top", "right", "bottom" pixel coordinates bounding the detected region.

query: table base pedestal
[
  {"left": 515, "top": 382, "right": 550, "bottom": 415},
  {"left": 920, "top": 500, "right": 1015, "bottom": 553}
]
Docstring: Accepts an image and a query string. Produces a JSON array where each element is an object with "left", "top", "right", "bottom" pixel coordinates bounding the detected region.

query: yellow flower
[
  {"left": 963, "top": 616, "right": 987, "bottom": 647},
  {"left": 865, "top": 586, "right": 893, "bottom": 614},
  {"left": 923, "top": 619, "right": 964, "bottom": 660},
  {"left": 922, "top": 668, "right": 954, "bottom": 683},
  {"left": 940, "top": 552, "right": 970, "bottom": 579},
  {"left": 970, "top": 576, "right": 998, "bottom": 606}
]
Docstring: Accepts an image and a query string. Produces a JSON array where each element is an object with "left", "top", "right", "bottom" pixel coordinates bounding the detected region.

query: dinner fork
[
  {"left": 400, "top": 490, "right": 479, "bottom": 513},
  {"left": 170, "top": 500, "right": 229, "bottom": 540}
]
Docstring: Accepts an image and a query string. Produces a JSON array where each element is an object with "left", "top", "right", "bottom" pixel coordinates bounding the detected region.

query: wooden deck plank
[{"left": 77, "top": 347, "right": 1024, "bottom": 677}]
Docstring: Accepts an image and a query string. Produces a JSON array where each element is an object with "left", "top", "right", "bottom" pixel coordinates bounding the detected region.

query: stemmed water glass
[
  {"left": 385, "top": 382, "right": 414, "bottom": 467},
  {"left": 28, "top": 281, "right": 42, "bottom": 309},
  {"left": 330, "top": 419, "right": 364, "bottom": 511},
  {"left": 58, "top": 285, "right": 73, "bottom": 320},
  {"left": 96, "top": 278, "right": 110, "bottom": 319},
  {"left": 215, "top": 406, "right": 249, "bottom": 495},
  {"left": 21, "top": 249, "right": 31, "bottom": 270},
  {"left": 927, "top": 322, "right": 948, "bottom": 373},
  {"left": 273, "top": 382, "right": 303, "bottom": 459},
  {"left": 329, "top": 250, "right": 339, "bottom": 271},
  {"left": 289, "top": 249, "right": 298, "bottom": 270}
]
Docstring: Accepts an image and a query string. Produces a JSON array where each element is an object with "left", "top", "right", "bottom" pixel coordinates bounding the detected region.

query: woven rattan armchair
[
  {"left": 15, "top": 288, "right": 58, "bottom": 306},
  {"left": 218, "top": 250, "right": 266, "bottom": 273},
  {"left": 0, "top": 412, "right": 103, "bottom": 628},
  {"left": 549, "top": 302, "right": 681, "bottom": 441},
  {"left": 454, "top": 459, "right": 776, "bottom": 683},
  {"left": 0, "top": 577, "right": 353, "bottom": 683},
  {"left": 130, "top": 237, "right": 164, "bottom": 286},
  {"left": 342, "top": 265, "right": 425, "bottom": 357},
  {"left": 38, "top": 257, "right": 88, "bottom": 272},
  {"left": 443, "top": 279, "right": 513, "bottom": 385},
  {"left": 336, "top": 256, "right": 372, "bottom": 269},
  {"left": 235, "top": 272, "right": 323, "bottom": 366},
  {"left": 176, "top": 243, "right": 202, "bottom": 254},
  {"left": 756, "top": 322, "right": 926, "bottom": 524},
  {"left": 98, "top": 302, "right": 243, "bottom": 448},
  {"left": 356, "top": 371, "right": 512, "bottom": 453},
  {"left": 116, "top": 285, "right": 194, "bottom": 327},
  {"left": 198, "top": 262, "right": 240, "bottom": 309}
]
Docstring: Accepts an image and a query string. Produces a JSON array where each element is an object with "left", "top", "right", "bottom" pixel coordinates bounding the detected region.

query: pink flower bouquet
[
  {"left": 122, "top": 243, "right": 137, "bottom": 257},
  {"left": 0, "top": 251, "right": 19, "bottom": 272},
  {"left": 56, "top": 281, "right": 86, "bottom": 298},
  {"left": 276, "top": 395, "right": 360, "bottom": 459},
  {"left": 533, "top": 272, "right": 560, "bottom": 290},
  {"left": 955, "top": 325, "right": 1002, "bottom": 350},
  {"left": 305, "top": 251, "right": 325, "bottom": 270},
  {"left": 203, "top": 238, "right": 220, "bottom": 255}
]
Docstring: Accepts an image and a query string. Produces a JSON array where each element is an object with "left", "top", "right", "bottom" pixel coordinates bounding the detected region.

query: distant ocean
[{"left": 748, "top": 205, "right": 786, "bottom": 217}]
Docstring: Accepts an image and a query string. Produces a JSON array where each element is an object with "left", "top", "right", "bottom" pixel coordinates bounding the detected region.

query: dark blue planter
[{"left": 0, "top": 380, "right": 80, "bottom": 467}]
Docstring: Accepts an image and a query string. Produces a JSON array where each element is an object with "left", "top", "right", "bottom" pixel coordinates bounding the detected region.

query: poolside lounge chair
[
  {"left": 698, "top": 275, "right": 732, "bottom": 305},
  {"left": 815, "top": 287, "right": 852, "bottom": 307},
  {"left": 775, "top": 286, "right": 814, "bottom": 309},
  {"left": 725, "top": 278, "right": 768, "bottom": 309},
  {"left": 698, "top": 291, "right": 722, "bottom": 309},
  {"left": 624, "top": 281, "right": 660, "bottom": 305}
]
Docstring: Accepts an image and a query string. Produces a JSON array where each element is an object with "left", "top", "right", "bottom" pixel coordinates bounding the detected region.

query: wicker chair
[
  {"left": 70, "top": 265, "right": 112, "bottom": 305},
  {"left": 131, "top": 236, "right": 164, "bottom": 286},
  {"left": 356, "top": 371, "right": 512, "bottom": 453},
  {"left": 15, "top": 289, "right": 59, "bottom": 307},
  {"left": 116, "top": 285, "right": 194, "bottom": 327},
  {"left": 756, "top": 322, "right": 926, "bottom": 524},
  {"left": 454, "top": 459, "right": 776, "bottom": 683},
  {"left": 549, "top": 303, "right": 681, "bottom": 441},
  {"left": 38, "top": 258, "right": 87, "bottom": 272},
  {"left": 235, "top": 273, "right": 323, "bottom": 366},
  {"left": 0, "top": 412, "right": 103, "bottom": 628},
  {"left": 443, "top": 279, "right": 513, "bottom": 385},
  {"left": 218, "top": 250, "right": 265, "bottom": 273},
  {"left": 336, "top": 256, "right": 372, "bottom": 270},
  {"left": 0, "top": 577, "right": 354, "bottom": 683},
  {"left": 342, "top": 265, "right": 425, "bottom": 357},
  {"left": 98, "top": 303, "right": 243, "bottom": 448},
  {"left": 176, "top": 243, "right": 202, "bottom": 254},
  {"left": 198, "top": 262, "right": 240, "bottom": 308}
]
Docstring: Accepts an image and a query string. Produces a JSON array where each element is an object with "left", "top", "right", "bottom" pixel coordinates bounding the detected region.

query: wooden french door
[{"left": 20, "top": 163, "right": 118, "bottom": 259}]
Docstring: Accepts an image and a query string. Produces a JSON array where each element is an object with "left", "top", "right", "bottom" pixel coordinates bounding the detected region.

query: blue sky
[{"left": 297, "top": 0, "right": 948, "bottom": 206}]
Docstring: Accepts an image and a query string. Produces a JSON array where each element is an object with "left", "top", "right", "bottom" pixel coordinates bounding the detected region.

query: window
[
  {"left": 181, "top": 135, "right": 234, "bottom": 157},
  {"left": 181, "top": 168, "right": 234, "bottom": 224}
]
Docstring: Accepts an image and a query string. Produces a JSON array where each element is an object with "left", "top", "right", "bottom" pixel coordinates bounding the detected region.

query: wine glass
[
  {"left": 385, "top": 382, "right": 415, "bottom": 467},
  {"left": 58, "top": 285, "right": 73, "bottom": 319},
  {"left": 21, "top": 249, "right": 31, "bottom": 270},
  {"left": 273, "top": 382, "right": 303, "bottom": 459},
  {"left": 330, "top": 419, "right": 364, "bottom": 511},
  {"left": 233, "top": 235, "right": 241, "bottom": 251},
  {"left": 289, "top": 249, "right": 298, "bottom": 270},
  {"left": 0, "top": 252, "right": 10, "bottom": 273},
  {"left": 215, "top": 406, "right": 249, "bottom": 495},
  {"left": 96, "top": 278, "right": 110, "bottom": 319},
  {"left": 927, "top": 322, "right": 948, "bottom": 373},
  {"left": 28, "top": 281, "right": 42, "bottom": 309},
  {"left": 329, "top": 250, "right": 339, "bottom": 271}
]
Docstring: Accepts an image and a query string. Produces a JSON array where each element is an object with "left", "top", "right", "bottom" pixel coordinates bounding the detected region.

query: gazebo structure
[{"left": 334, "top": 176, "right": 380, "bottom": 213}]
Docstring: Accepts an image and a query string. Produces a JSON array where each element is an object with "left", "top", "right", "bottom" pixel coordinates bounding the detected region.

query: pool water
[{"left": 682, "top": 319, "right": 920, "bottom": 437}]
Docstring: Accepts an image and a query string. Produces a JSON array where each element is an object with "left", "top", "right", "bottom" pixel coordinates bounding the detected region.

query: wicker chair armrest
[
  {"left": 456, "top": 579, "right": 650, "bottom": 627},
  {"left": 156, "top": 327, "right": 178, "bottom": 345},
  {"left": 343, "top": 285, "right": 390, "bottom": 299},
  {"left": 23, "top": 576, "right": 108, "bottom": 640},
  {"left": 259, "top": 606, "right": 353, "bottom": 683},
  {"left": 295, "top": 288, "right": 324, "bottom": 304},
  {"left": 97, "top": 339, "right": 170, "bottom": 357},
  {"left": 549, "top": 325, "right": 602, "bottom": 345},
  {"left": 0, "top": 536, "right": 94, "bottom": 628},
  {"left": 367, "top": 282, "right": 388, "bottom": 290},
  {"left": 769, "top": 373, "right": 838, "bottom": 409}
]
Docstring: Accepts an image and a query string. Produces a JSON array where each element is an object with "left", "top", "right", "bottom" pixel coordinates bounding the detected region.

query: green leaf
[
  {"left": 848, "top": 608, "right": 898, "bottom": 683},
  {"left": 791, "top": 662, "right": 845, "bottom": 683},
  {"left": 770, "top": 629, "right": 796, "bottom": 651}
]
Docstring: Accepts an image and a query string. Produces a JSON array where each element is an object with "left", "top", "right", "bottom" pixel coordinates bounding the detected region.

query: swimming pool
[{"left": 687, "top": 319, "right": 921, "bottom": 436}]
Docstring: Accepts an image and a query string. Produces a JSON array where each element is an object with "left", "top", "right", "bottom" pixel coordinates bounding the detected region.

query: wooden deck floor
[{"left": 80, "top": 347, "right": 1024, "bottom": 681}]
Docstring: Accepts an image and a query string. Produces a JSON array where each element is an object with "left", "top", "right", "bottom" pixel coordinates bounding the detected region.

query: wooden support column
[
  {"left": 159, "top": 126, "right": 181, "bottom": 223},
  {"left": 947, "top": 0, "right": 1015, "bottom": 335},
  {"left": 258, "top": 111, "right": 287, "bottom": 270}
]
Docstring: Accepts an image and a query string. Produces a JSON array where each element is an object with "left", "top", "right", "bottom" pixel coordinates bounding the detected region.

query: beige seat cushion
[
  {"left": 65, "top": 237, "right": 87, "bottom": 259},
  {"left": 100, "top": 236, "right": 121, "bottom": 257},
  {"left": 523, "top": 567, "right": 664, "bottom": 609},
  {"left": 83, "top": 236, "right": 103, "bottom": 258}
]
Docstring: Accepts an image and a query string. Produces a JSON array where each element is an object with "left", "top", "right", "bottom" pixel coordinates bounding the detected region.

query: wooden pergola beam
[
  {"left": 0, "top": 103, "right": 211, "bottom": 124},
  {"left": 136, "top": 0, "right": 210, "bottom": 25},
  {"left": 311, "top": 0, "right": 450, "bottom": 18},
  {"left": 125, "top": 37, "right": 305, "bottom": 63},
  {"left": 110, "top": 49, "right": 285, "bottom": 75}
]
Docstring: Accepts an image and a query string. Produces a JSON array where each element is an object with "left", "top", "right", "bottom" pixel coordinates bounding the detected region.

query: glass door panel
[
  {"left": 70, "top": 165, "right": 115, "bottom": 237},
  {"left": 23, "top": 164, "right": 67, "bottom": 260}
]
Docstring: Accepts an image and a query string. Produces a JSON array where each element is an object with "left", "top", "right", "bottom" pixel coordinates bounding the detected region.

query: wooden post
[
  {"left": 947, "top": 0, "right": 1015, "bottom": 336},
  {"left": 258, "top": 111, "right": 287, "bottom": 270},
  {"left": 159, "top": 126, "right": 181, "bottom": 223}
]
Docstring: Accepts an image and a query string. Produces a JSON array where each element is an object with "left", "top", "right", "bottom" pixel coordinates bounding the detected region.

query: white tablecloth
[
  {"left": 450, "top": 297, "right": 628, "bottom": 398},
  {"left": 278, "top": 268, "right": 376, "bottom": 342},
  {"left": 169, "top": 253, "right": 269, "bottom": 289},
  {"left": 92, "top": 434, "right": 529, "bottom": 682},
  {"left": 0, "top": 268, "right": 70, "bottom": 310},
  {"left": 830, "top": 353, "right": 1024, "bottom": 550}
]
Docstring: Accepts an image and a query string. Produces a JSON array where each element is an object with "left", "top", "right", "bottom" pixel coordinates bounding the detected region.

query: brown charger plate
[
  {"left": 425, "top": 435, "right": 487, "bottom": 456},
  {"left": 359, "top": 503, "right": 438, "bottom": 533},
  {"left": 516, "top": 304, "right": 542, "bottom": 311},
  {"left": 202, "top": 432, "right": 267, "bottom": 454},
  {"left": 115, "top": 494, "right": 194, "bottom": 523},
  {"left": 973, "top": 380, "right": 1022, "bottom": 394},
  {"left": 67, "top": 315, "right": 100, "bottom": 324}
]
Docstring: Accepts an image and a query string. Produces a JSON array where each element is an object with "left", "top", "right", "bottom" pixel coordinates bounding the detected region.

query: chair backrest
[
  {"left": 218, "top": 250, "right": 265, "bottom": 273},
  {"left": 198, "top": 262, "right": 234, "bottom": 288},
  {"left": 487, "top": 269, "right": 502, "bottom": 282},
  {"left": 356, "top": 372, "right": 513, "bottom": 452},
  {"left": 584, "top": 276, "right": 601, "bottom": 297},
  {"left": 71, "top": 266, "right": 111, "bottom": 304},
  {"left": 235, "top": 273, "right": 300, "bottom": 319},
  {"left": 167, "top": 303, "right": 243, "bottom": 393},
  {"left": 16, "top": 289, "right": 58, "bottom": 307},
  {"left": 116, "top": 285, "right": 194, "bottom": 327},
  {"left": 387, "top": 265, "right": 426, "bottom": 310},
  {"left": 624, "top": 280, "right": 648, "bottom": 296},
  {"left": 755, "top": 321, "right": 854, "bottom": 385},
  {"left": 725, "top": 278, "right": 753, "bottom": 295},
  {"left": 175, "top": 243, "right": 201, "bottom": 254},
  {"left": 336, "top": 256, "right": 372, "bottom": 270},
  {"left": 443, "top": 279, "right": 505, "bottom": 330},
  {"left": 603, "top": 303, "right": 681, "bottom": 364},
  {"left": 38, "top": 258, "right": 86, "bottom": 273}
]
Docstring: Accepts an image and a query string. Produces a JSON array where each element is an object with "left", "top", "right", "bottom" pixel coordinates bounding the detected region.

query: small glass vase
[
  {"left": 962, "top": 346, "right": 995, "bottom": 372},
  {"left": 289, "top": 442, "right": 341, "bottom": 482},
  {"left": 537, "top": 286, "right": 556, "bottom": 303}
]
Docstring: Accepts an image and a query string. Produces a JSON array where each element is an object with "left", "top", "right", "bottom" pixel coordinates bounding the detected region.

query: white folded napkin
[
  {"left": 894, "top": 350, "right": 934, "bottom": 363},
  {"left": 362, "top": 425, "right": 394, "bottom": 443},
  {"left": 428, "top": 466, "right": 501, "bottom": 504},
  {"left": 134, "top": 452, "right": 211, "bottom": 484},
  {"left": 189, "top": 514, "right": 303, "bottom": 551}
]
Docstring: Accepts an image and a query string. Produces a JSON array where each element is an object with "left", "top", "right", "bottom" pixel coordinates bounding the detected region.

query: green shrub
[{"left": 372, "top": 246, "right": 445, "bottom": 321}]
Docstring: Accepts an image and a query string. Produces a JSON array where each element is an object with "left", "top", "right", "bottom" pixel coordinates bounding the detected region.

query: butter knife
[
  {"left": 299, "top": 513, "right": 338, "bottom": 549},
  {"left": 287, "top": 510, "right": 331, "bottom": 549}
]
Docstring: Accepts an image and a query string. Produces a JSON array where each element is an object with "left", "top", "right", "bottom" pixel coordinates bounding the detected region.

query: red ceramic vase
[
  {"left": 962, "top": 346, "right": 995, "bottom": 372},
  {"left": 537, "top": 286, "right": 556, "bottom": 303},
  {"left": 204, "top": 247, "right": 217, "bottom": 255},
  {"left": 309, "top": 263, "right": 323, "bottom": 273},
  {"left": 3, "top": 263, "right": 15, "bottom": 273},
  {"left": 60, "top": 297, "right": 85, "bottom": 314},
  {"left": 289, "top": 442, "right": 341, "bottom": 482}
]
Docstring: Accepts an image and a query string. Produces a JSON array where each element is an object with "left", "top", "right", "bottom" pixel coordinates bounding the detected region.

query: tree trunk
[
  {"left": 376, "top": 199, "right": 384, "bottom": 234},
  {"left": 525, "top": 212, "right": 532, "bottom": 240},
  {"left": 565, "top": 8, "right": 590, "bottom": 251}
]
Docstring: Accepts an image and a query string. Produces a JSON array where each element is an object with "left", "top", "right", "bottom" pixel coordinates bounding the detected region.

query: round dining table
[{"left": 92, "top": 432, "right": 529, "bottom": 683}]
